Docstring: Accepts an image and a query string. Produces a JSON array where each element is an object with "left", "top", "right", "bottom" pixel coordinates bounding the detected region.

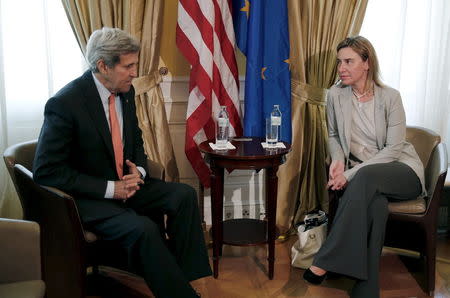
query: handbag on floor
[{"left": 291, "top": 210, "right": 327, "bottom": 269}]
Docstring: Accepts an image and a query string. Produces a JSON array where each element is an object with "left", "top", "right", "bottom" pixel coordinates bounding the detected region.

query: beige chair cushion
[
  {"left": 0, "top": 280, "right": 45, "bottom": 298},
  {"left": 0, "top": 219, "right": 41, "bottom": 283},
  {"left": 388, "top": 198, "right": 426, "bottom": 214}
]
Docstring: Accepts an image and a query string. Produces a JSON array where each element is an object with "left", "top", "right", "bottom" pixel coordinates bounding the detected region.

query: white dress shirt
[{"left": 92, "top": 72, "right": 146, "bottom": 198}]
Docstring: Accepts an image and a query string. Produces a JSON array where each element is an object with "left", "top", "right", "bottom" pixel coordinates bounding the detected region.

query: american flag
[{"left": 176, "top": 0, "right": 243, "bottom": 188}]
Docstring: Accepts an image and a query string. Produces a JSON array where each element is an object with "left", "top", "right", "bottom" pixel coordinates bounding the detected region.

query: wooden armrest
[{"left": 41, "top": 185, "right": 74, "bottom": 200}]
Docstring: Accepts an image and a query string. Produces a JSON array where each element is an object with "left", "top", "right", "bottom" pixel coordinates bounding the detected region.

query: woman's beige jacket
[{"left": 326, "top": 84, "right": 425, "bottom": 194}]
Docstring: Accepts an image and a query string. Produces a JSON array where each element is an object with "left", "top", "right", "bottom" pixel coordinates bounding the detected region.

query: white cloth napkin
[
  {"left": 261, "top": 142, "right": 286, "bottom": 149},
  {"left": 209, "top": 142, "right": 236, "bottom": 150}
]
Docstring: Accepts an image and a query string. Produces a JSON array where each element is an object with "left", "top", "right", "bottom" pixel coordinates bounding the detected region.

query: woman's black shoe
[{"left": 303, "top": 268, "right": 327, "bottom": 285}]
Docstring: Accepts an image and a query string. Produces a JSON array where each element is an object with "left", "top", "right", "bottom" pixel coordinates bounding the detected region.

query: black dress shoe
[
  {"left": 303, "top": 268, "right": 327, "bottom": 285},
  {"left": 326, "top": 271, "right": 342, "bottom": 279}
]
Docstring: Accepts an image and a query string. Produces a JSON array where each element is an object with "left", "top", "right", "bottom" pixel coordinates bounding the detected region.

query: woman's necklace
[
  {"left": 352, "top": 86, "right": 374, "bottom": 102},
  {"left": 352, "top": 85, "right": 374, "bottom": 109},
  {"left": 352, "top": 88, "right": 370, "bottom": 100}
]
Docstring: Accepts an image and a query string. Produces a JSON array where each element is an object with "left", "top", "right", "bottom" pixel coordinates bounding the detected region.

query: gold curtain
[
  {"left": 277, "top": 0, "right": 368, "bottom": 231},
  {"left": 61, "top": 0, "right": 179, "bottom": 181}
]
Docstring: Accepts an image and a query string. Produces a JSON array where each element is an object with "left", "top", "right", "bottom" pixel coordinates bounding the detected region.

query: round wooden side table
[{"left": 199, "top": 137, "right": 291, "bottom": 279}]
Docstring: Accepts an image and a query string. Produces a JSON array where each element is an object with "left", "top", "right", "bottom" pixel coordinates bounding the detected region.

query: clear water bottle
[
  {"left": 216, "top": 106, "right": 229, "bottom": 149},
  {"left": 269, "top": 104, "right": 282, "bottom": 145}
]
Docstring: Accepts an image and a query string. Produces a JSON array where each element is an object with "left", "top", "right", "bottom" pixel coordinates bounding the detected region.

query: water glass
[{"left": 265, "top": 118, "right": 278, "bottom": 147}]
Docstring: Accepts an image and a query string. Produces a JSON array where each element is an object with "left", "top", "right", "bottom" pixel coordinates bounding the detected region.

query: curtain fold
[
  {"left": 61, "top": 0, "right": 179, "bottom": 181},
  {"left": 277, "top": 0, "right": 367, "bottom": 231}
]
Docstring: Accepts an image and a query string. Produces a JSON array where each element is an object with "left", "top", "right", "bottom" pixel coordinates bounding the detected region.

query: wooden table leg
[
  {"left": 210, "top": 165, "right": 224, "bottom": 278},
  {"left": 198, "top": 182, "right": 207, "bottom": 238},
  {"left": 266, "top": 165, "right": 279, "bottom": 280},
  {"left": 198, "top": 182, "right": 205, "bottom": 224}
]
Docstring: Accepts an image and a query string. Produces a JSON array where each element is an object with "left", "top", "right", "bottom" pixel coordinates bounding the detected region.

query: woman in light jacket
[{"left": 302, "top": 36, "right": 425, "bottom": 298}]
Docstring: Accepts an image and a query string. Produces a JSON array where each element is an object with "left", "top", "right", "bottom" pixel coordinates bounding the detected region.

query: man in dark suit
[{"left": 33, "top": 27, "right": 211, "bottom": 298}]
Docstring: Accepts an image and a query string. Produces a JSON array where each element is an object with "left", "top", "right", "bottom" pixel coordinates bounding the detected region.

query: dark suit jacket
[{"left": 33, "top": 71, "right": 148, "bottom": 222}]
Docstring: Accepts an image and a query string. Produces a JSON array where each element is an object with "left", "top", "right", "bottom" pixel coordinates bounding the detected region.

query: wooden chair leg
[
  {"left": 198, "top": 182, "right": 205, "bottom": 226},
  {"left": 425, "top": 236, "right": 436, "bottom": 296}
]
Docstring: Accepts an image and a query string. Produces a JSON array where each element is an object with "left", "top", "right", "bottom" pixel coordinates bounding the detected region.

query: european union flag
[{"left": 232, "top": 0, "right": 291, "bottom": 143}]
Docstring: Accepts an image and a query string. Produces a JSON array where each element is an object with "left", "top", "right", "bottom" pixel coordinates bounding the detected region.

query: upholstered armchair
[
  {"left": 328, "top": 126, "right": 448, "bottom": 296},
  {"left": 0, "top": 218, "right": 45, "bottom": 298},
  {"left": 384, "top": 127, "right": 447, "bottom": 296},
  {"left": 3, "top": 140, "right": 163, "bottom": 298}
]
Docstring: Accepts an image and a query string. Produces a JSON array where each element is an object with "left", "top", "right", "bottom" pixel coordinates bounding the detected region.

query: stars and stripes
[{"left": 176, "top": 0, "right": 243, "bottom": 188}]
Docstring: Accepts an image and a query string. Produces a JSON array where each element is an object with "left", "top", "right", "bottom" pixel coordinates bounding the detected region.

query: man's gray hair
[{"left": 86, "top": 27, "right": 140, "bottom": 72}]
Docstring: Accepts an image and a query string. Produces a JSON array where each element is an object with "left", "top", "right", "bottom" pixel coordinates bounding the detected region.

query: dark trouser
[
  {"left": 86, "top": 178, "right": 212, "bottom": 298},
  {"left": 313, "top": 162, "right": 422, "bottom": 298}
]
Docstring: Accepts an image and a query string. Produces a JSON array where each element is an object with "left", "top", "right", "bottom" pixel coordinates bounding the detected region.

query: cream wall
[{"left": 157, "top": 1, "right": 261, "bottom": 224}]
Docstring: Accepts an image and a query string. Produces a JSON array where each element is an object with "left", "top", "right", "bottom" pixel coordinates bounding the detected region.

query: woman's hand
[
  {"left": 329, "top": 160, "right": 345, "bottom": 180},
  {"left": 327, "top": 173, "right": 348, "bottom": 191}
]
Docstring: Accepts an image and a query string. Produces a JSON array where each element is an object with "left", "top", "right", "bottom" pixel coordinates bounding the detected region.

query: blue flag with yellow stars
[{"left": 232, "top": 0, "right": 291, "bottom": 143}]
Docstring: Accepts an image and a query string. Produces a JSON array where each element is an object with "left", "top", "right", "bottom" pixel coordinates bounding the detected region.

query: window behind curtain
[
  {"left": 0, "top": 0, "right": 85, "bottom": 146},
  {"left": 360, "top": 0, "right": 450, "bottom": 152}
]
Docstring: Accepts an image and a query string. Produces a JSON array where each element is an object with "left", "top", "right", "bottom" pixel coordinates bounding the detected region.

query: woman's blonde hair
[{"left": 337, "top": 36, "right": 383, "bottom": 88}]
